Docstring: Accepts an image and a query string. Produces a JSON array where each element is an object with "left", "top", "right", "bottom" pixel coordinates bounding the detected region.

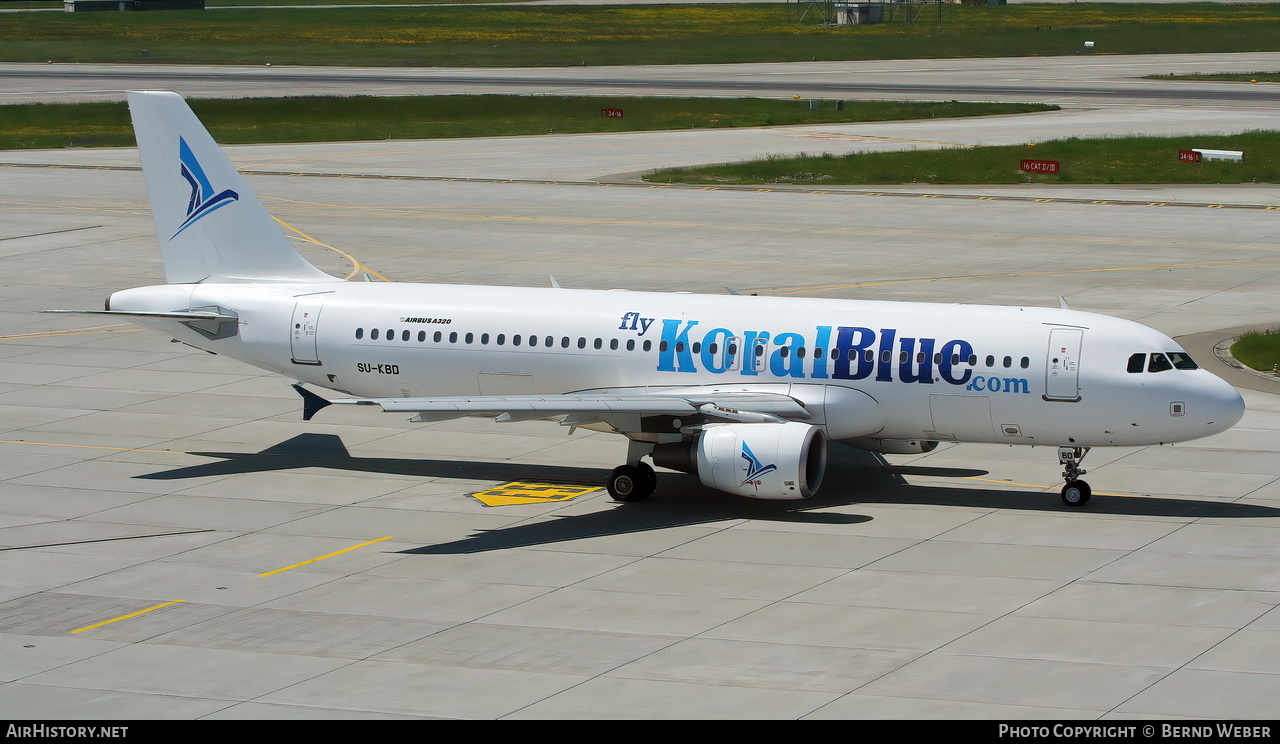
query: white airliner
[{"left": 52, "top": 91, "right": 1246, "bottom": 507}]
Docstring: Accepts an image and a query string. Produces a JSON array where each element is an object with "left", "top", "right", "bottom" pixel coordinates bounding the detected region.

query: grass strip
[
  {"left": 3, "top": 4, "right": 1280, "bottom": 67},
  {"left": 0, "top": 95, "right": 1056, "bottom": 150},
  {"left": 1150, "top": 72, "right": 1280, "bottom": 83},
  {"left": 1231, "top": 329, "right": 1280, "bottom": 374},
  {"left": 3, "top": 0, "right": 536, "bottom": 5},
  {"left": 647, "top": 131, "right": 1280, "bottom": 186}
]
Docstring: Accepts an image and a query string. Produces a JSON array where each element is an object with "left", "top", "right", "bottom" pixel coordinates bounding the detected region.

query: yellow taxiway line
[{"left": 70, "top": 600, "right": 186, "bottom": 634}]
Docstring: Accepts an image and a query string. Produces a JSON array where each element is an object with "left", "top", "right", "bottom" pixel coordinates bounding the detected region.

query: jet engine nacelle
[
  {"left": 655, "top": 421, "right": 826, "bottom": 500},
  {"left": 846, "top": 437, "right": 939, "bottom": 455}
]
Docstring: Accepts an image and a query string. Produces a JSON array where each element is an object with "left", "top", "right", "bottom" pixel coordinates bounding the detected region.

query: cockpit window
[
  {"left": 1127, "top": 353, "right": 1146, "bottom": 373},
  {"left": 1148, "top": 353, "right": 1174, "bottom": 373},
  {"left": 1167, "top": 351, "right": 1199, "bottom": 370}
]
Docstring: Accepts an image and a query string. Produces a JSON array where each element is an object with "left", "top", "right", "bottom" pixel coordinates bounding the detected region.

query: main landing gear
[
  {"left": 607, "top": 462, "right": 656, "bottom": 502},
  {"left": 1058, "top": 446, "right": 1092, "bottom": 507},
  {"left": 607, "top": 440, "right": 657, "bottom": 502}
]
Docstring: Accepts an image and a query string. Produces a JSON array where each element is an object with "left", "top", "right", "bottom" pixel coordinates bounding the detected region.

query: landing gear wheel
[
  {"left": 608, "top": 464, "right": 655, "bottom": 502},
  {"left": 1061, "top": 480, "right": 1092, "bottom": 507}
]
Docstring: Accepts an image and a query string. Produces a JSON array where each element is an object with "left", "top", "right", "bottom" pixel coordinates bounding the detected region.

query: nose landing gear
[{"left": 1058, "top": 446, "right": 1091, "bottom": 507}]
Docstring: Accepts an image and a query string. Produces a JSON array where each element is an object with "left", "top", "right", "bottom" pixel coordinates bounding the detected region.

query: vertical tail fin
[{"left": 127, "top": 91, "right": 337, "bottom": 284}]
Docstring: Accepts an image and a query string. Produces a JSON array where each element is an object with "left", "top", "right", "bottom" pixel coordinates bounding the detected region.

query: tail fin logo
[
  {"left": 171, "top": 136, "right": 239, "bottom": 239},
  {"left": 740, "top": 441, "right": 777, "bottom": 488}
]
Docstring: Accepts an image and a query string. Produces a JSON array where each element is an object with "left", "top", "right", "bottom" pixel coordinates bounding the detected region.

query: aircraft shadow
[{"left": 137, "top": 434, "right": 1280, "bottom": 554}]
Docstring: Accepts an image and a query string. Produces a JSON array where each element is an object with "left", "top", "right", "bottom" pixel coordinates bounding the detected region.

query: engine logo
[{"left": 740, "top": 442, "right": 778, "bottom": 489}]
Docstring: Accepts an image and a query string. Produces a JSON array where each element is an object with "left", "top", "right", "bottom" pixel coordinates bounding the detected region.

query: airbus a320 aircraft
[{"left": 51, "top": 91, "right": 1245, "bottom": 507}]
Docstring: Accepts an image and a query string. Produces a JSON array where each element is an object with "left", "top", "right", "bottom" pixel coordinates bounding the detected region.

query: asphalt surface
[{"left": 7, "top": 52, "right": 1280, "bottom": 106}]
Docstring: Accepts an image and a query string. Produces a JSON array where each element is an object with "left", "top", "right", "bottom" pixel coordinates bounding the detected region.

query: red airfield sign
[{"left": 1020, "top": 159, "right": 1060, "bottom": 174}]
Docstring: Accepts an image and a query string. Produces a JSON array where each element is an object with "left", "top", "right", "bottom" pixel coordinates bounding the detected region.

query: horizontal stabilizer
[
  {"left": 41, "top": 307, "right": 240, "bottom": 339},
  {"left": 41, "top": 309, "right": 238, "bottom": 322}
]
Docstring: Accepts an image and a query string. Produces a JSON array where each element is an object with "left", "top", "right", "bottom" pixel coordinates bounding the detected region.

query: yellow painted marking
[
  {"left": 1148, "top": 202, "right": 1168, "bottom": 207},
  {"left": 270, "top": 216, "right": 391, "bottom": 282},
  {"left": 0, "top": 323, "right": 145, "bottom": 341},
  {"left": 258, "top": 536, "right": 393, "bottom": 577},
  {"left": 70, "top": 600, "right": 185, "bottom": 634},
  {"left": 1034, "top": 198, "right": 1054, "bottom": 203},
  {"left": 471, "top": 481, "right": 601, "bottom": 506},
  {"left": 0, "top": 439, "right": 182, "bottom": 455},
  {"left": 1207, "top": 204, "right": 1225, "bottom": 208}
]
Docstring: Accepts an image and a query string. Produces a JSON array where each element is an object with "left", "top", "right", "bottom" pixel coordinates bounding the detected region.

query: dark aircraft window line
[
  {"left": 353, "top": 329, "right": 1080, "bottom": 369},
  {"left": 353, "top": 327, "right": 637, "bottom": 355}
]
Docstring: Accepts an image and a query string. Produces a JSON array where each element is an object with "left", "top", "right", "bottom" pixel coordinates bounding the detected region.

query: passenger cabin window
[
  {"left": 1148, "top": 353, "right": 1174, "bottom": 373},
  {"left": 1127, "top": 353, "right": 1146, "bottom": 373},
  {"left": 355, "top": 328, "right": 364, "bottom": 340}
]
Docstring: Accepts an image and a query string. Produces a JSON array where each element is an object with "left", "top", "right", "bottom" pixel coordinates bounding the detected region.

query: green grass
[
  {"left": 647, "top": 131, "right": 1280, "bottom": 186},
  {"left": 210, "top": 0, "right": 539, "bottom": 5},
  {"left": 0, "top": 0, "right": 535, "bottom": 6},
  {"left": 1150, "top": 71, "right": 1280, "bottom": 83},
  {"left": 1231, "top": 329, "right": 1280, "bottom": 374},
  {"left": 0, "top": 95, "right": 1057, "bottom": 150},
  {"left": 4, "top": 4, "right": 1280, "bottom": 67}
]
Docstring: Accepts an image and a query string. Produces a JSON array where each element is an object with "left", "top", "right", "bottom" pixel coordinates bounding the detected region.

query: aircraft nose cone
[{"left": 1197, "top": 374, "right": 1245, "bottom": 436}]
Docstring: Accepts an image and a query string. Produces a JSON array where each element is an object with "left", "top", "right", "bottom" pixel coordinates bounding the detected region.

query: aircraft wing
[{"left": 294, "top": 385, "right": 810, "bottom": 424}]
